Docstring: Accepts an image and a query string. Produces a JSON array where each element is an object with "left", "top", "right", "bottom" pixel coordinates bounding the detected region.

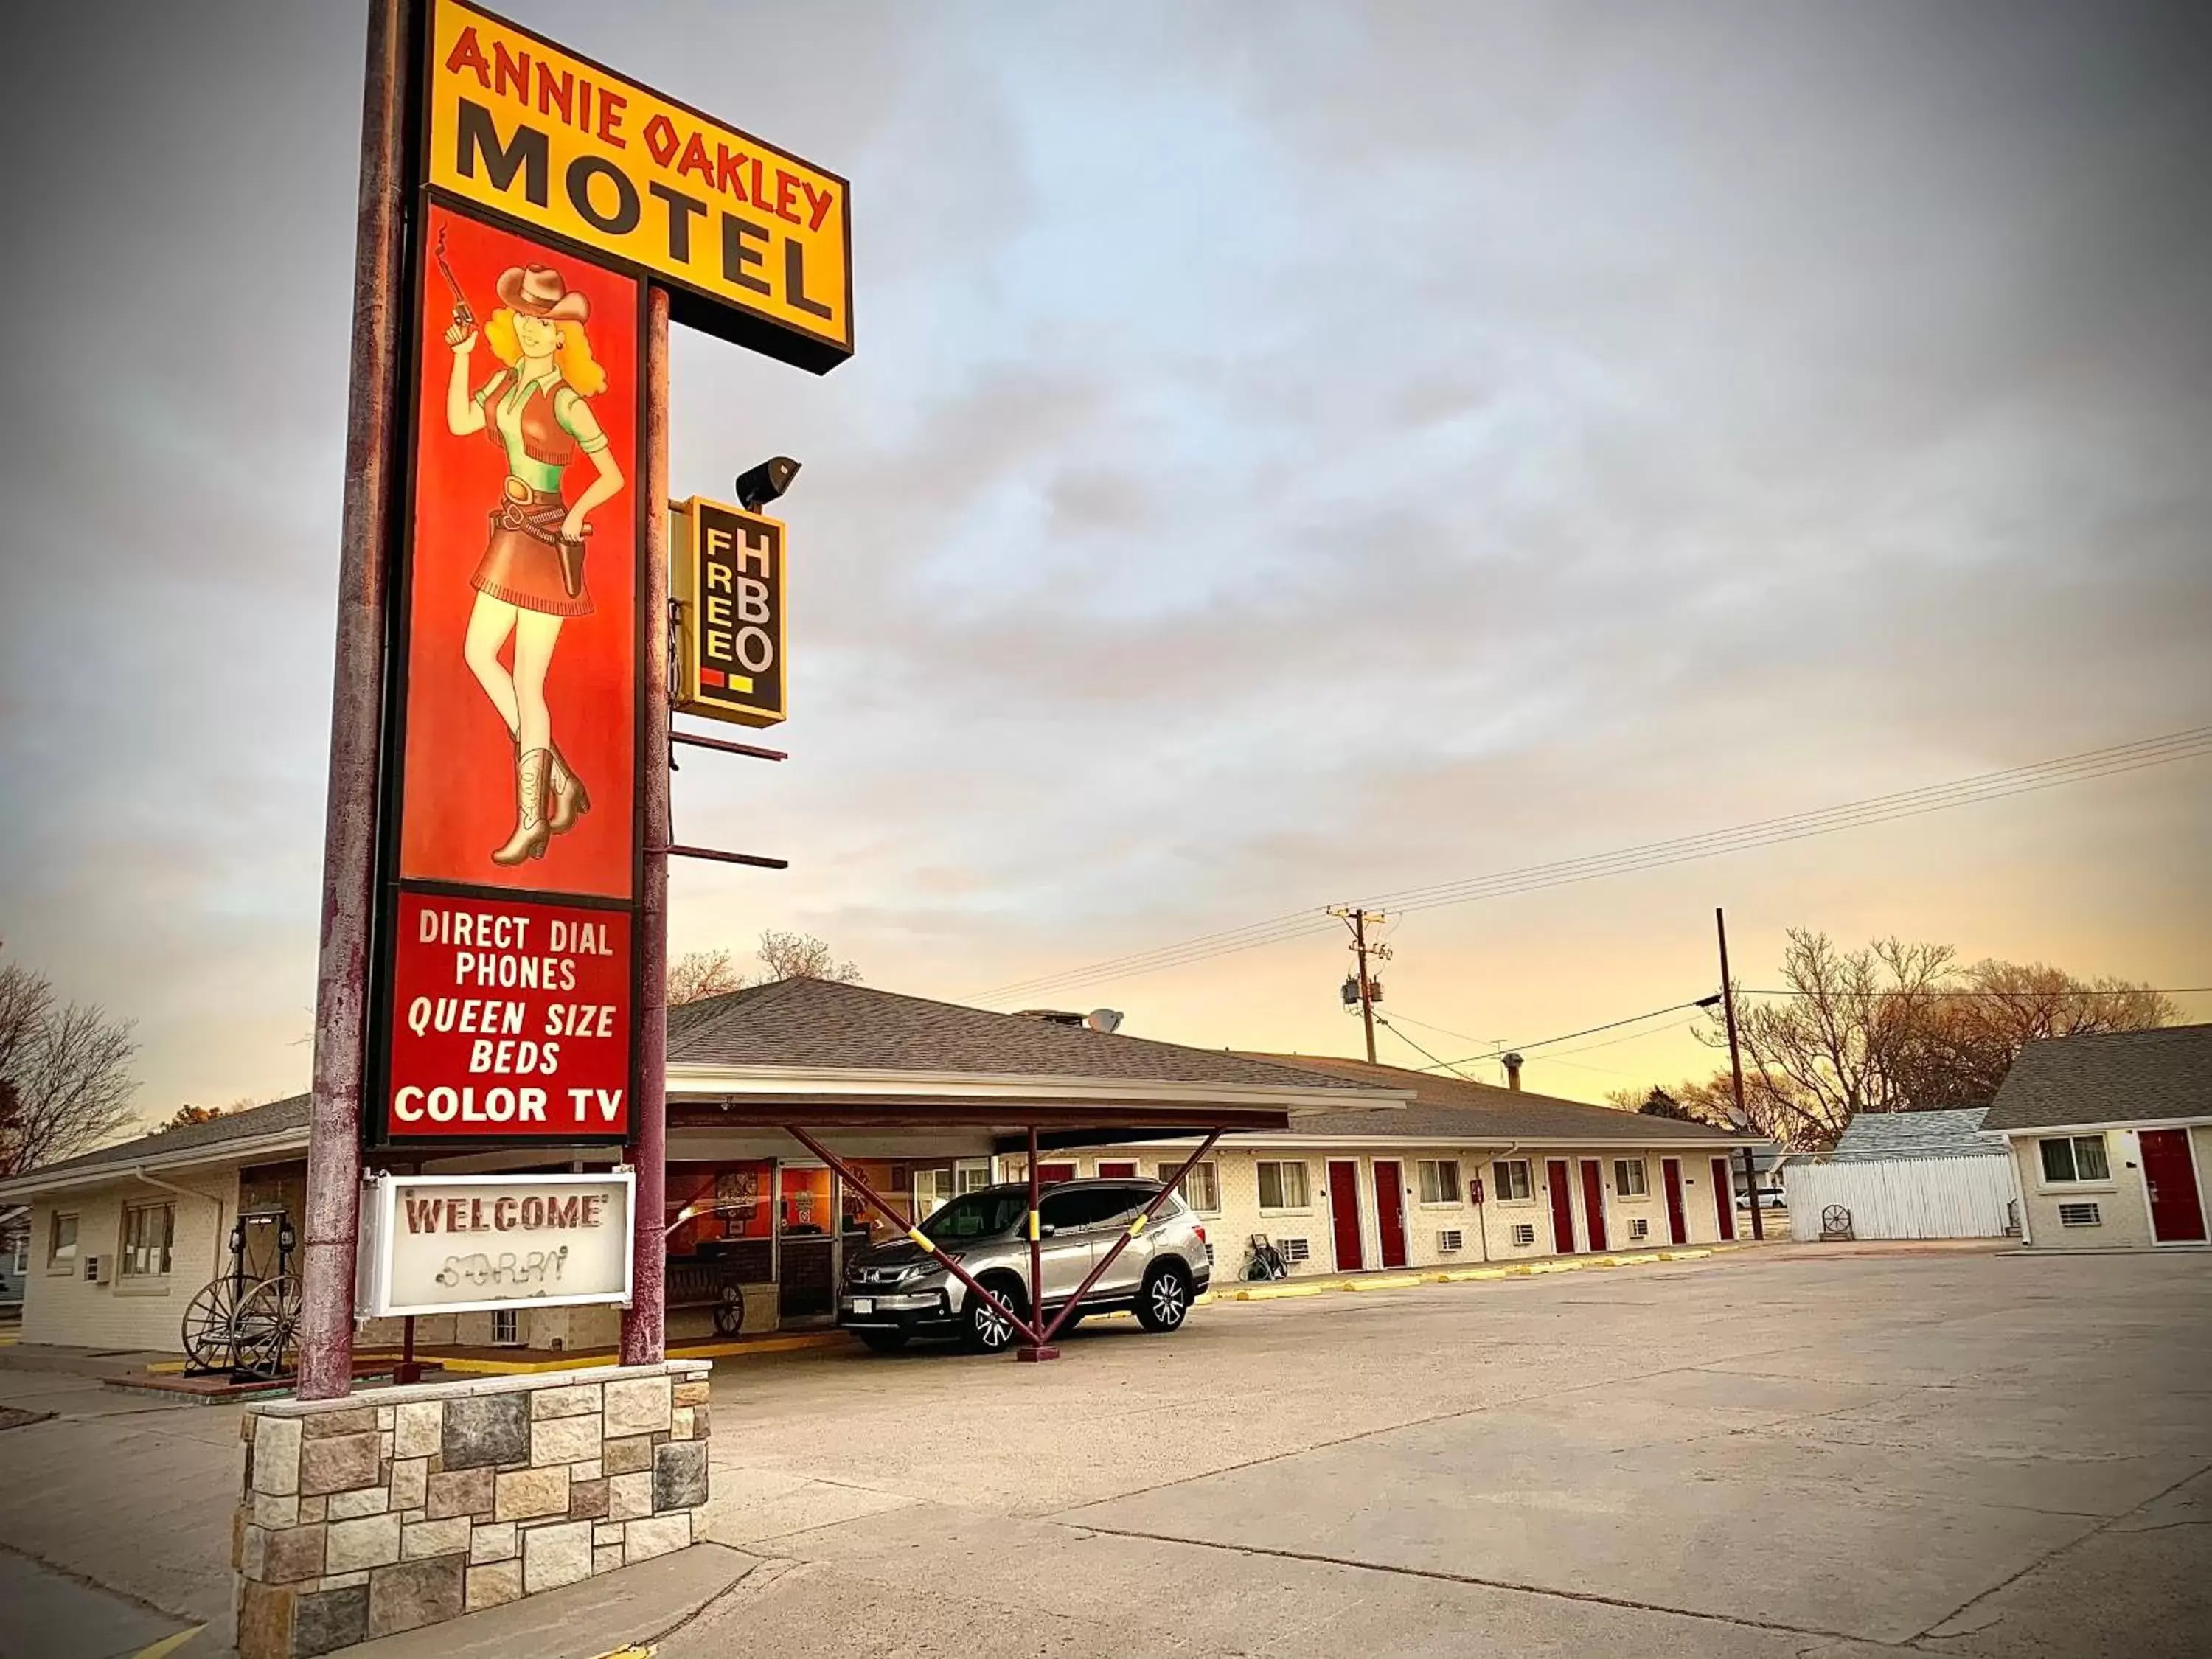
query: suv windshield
[{"left": 919, "top": 1189, "right": 1027, "bottom": 1242}]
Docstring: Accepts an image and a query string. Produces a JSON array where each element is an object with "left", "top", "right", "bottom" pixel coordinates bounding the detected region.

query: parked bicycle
[{"left": 1241, "top": 1234, "right": 1290, "bottom": 1281}]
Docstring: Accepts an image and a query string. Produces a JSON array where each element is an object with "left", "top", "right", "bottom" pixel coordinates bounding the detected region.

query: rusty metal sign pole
[
  {"left": 622, "top": 286, "right": 674, "bottom": 1365},
  {"left": 296, "top": 0, "right": 413, "bottom": 1402}
]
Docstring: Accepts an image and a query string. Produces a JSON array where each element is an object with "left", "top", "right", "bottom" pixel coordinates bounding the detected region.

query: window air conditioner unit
[
  {"left": 1282, "top": 1239, "right": 1311, "bottom": 1264},
  {"left": 1629, "top": 1217, "right": 1650, "bottom": 1242},
  {"left": 2057, "top": 1203, "right": 2101, "bottom": 1228},
  {"left": 1436, "top": 1230, "right": 1464, "bottom": 1254},
  {"left": 1511, "top": 1224, "right": 1536, "bottom": 1248},
  {"left": 83, "top": 1256, "right": 109, "bottom": 1284}
]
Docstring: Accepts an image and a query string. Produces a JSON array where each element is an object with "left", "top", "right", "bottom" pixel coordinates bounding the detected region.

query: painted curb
[{"left": 1222, "top": 1246, "right": 1722, "bottom": 1302}]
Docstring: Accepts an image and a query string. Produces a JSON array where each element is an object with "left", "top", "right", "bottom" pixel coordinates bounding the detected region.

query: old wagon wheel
[
  {"left": 233, "top": 1275, "right": 302, "bottom": 1378},
  {"left": 1820, "top": 1204, "right": 1854, "bottom": 1240},
  {"left": 181, "top": 1277, "right": 247, "bottom": 1372},
  {"left": 712, "top": 1280, "right": 745, "bottom": 1338}
]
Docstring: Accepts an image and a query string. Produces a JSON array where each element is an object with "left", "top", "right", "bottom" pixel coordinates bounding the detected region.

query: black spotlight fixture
[{"left": 734, "top": 456, "right": 801, "bottom": 512}]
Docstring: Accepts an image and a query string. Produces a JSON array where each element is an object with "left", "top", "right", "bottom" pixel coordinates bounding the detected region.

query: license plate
[{"left": 848, "top": 1298, "right": 874, "bottom": 1315}]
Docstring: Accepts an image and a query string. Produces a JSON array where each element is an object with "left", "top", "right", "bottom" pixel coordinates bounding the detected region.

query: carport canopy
[{"left": 661, "top": 980, "right": 1409, "bottom": 1357}]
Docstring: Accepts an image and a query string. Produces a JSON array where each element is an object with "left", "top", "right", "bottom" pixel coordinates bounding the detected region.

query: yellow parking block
[{"left": 1225, "top": 1246, "right": 1717, "bottom": 1301}]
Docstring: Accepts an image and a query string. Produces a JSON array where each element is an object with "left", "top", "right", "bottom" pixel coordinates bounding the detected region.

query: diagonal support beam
[
  {"left": 1036, "top": 1130, "right": 1220, "bottom": 1347},
  {"left": 782, "top": 1124, "right": 1042, "bottom": 1346}
]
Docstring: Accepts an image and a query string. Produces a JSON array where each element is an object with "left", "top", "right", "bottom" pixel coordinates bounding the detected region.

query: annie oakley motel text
[{"left": 388, "top": 895, "right": 633, "bottom": 1133}]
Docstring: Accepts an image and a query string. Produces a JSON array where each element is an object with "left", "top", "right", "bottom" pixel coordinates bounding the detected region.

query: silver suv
[{"left": 839, "top": 1178, "right": 1212, "bottom": 1354}]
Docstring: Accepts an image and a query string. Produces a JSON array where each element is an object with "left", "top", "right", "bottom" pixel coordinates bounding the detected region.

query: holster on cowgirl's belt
[{"left": 493, "top": 475, "right": 588, "bottom": 599}]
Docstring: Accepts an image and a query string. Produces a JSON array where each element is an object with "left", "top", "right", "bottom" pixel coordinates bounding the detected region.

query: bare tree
[
  {"left": 1704, "top": 931, "right": 1958, "bottom": 1148},
  {"left": 1619, "top": 930, "right": 2174, "bottom": 1151},
  {"left": 754, "top": 931, "right": 861, "bottom": 985},
  {"left": 666, "top": 949, "right": 747, "bottom": 1006},
  {"left": 1606, "top": 1085, "right": 1725, "bottom": 1125},
  {"left": 1899, "top": 960, "right": 2177, "bottom": 1109},
  {"left": 667, "top": 932, "right": 862, "bottom": 1006},
  {"left": 0, "top": 953, "right": 139, "bottom": 1176}
]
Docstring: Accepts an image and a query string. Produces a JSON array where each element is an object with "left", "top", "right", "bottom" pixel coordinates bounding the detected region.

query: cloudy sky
[{"left": 2, "top": 0, "right": 2208, "bottom": 1124}]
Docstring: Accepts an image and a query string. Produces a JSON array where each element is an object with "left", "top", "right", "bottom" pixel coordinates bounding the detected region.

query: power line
[
  {"left": 1402, "top": 998, "right": 1716, "bottom": 1075},
  {"left": 1371, "top": 1015, "right": 1476, "bottom": 1079},
  {"left": 973, "top": 726, "right": 2212, "bottom": 1003},
  {"left": 1739, "top": 986, "right": 2212, "bottom": 998}
]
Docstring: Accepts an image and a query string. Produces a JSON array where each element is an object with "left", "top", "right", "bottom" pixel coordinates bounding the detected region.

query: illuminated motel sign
[
  {"left": 671, "top": 497, "right": 787, "bottom": 728},
  {"left": 364, "top": 0, "right": 842, "bottom": 1147}
]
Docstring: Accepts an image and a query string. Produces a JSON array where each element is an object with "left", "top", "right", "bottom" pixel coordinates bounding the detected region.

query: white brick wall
[
  {"left": 1034, "top": 1141, "right": 1741, "bottom": 1284},
  {"left": 21, "top": 1168, "right": 240, "bottom": 1353},
  {"left": 2011, "top": 1124, "right": 2212, "bottom": 1251}
]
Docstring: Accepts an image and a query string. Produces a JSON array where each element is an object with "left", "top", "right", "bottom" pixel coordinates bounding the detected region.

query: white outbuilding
[{"left": 1782, "top": 1107, "right": 2021, "bottom": 1241}]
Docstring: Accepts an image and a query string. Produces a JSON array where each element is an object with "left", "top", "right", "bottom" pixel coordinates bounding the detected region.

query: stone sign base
[{"left": 232, "top": 1360, "right": 712, "bottom": 1658}]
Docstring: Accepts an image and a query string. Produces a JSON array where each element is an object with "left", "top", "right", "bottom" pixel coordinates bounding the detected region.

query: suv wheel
[
  {"left": 962, "top": 1278, "right": 1026, "bottom": 1354},
  {"left": 1136, "top": 1262, "right": 1191, "bottom": 1332}
]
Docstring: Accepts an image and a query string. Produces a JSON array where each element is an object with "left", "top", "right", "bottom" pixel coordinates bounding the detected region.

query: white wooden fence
[{"left": 1782, "top": 1155, "right": 2020, "bottom": 1240}]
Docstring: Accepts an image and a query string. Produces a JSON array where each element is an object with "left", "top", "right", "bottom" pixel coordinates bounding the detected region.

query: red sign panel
[
  {"left": 386, "top": 891, "right": 632, "bottom": 1138},
  {"left": 399, "top": 201, "right": 639, "bottom": 900}
]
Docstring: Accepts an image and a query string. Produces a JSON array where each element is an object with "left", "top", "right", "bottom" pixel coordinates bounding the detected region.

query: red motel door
[
  {"left": 1662, "top": 1159, "right": 1688, "bottom": 1245},
  {"left": 1711, "top": 1158, "right": 1736, "bottom": 1240},
  {"left": 1546, "top": 1159, "right": 1577, "bottom": 1253},
  {"left": 1326, "top": 1160, "right": 1365, "bottom": 1271},
  {"left": 1096, "top": 1161, "right": 1138, "bottom": 1179},
  {"left": 2139, "top": 1130, "right": 2207, "bottom": 1243},
  {"left": 1373, "top": 1161, "right": 1408, "bottom": 1269},
  {"left": 1579, "top": 1160, "right": 1610, "bottom": 1252}
]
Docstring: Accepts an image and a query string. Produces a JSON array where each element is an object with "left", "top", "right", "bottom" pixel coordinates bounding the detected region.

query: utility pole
[
  {"left": 1714, "top": 907, "right": 1764, "bottom": 1241},
  {"left": 1329, "top": 906, "right": 1389, "bottom": 1063}
]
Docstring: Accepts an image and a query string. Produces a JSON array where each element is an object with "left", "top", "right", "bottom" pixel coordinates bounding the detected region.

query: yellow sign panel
[
  {"left": 671, "top": 497, "right": 787, "bottom": 728},
  {"left": 427, "top": 0, "right": 852, "bottom": 372}
]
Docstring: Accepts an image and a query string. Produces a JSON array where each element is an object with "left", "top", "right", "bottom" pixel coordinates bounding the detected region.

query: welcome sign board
[{"left": 357, "top": 1172, "right": 635, "bottom": 1318}]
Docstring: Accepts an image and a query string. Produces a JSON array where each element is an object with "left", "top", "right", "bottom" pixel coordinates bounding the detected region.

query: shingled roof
[
  {"left": 669, "top": 979, "right": 1382, "bottom": 1095},
  {"left": 1826, "top": 1107, "right": 2005, "bottom": 1160},
  {"left": 1983, "top": 1023, "right": 2212, "bottom": 1133},
  {"left": 0, "top": 1093, "right": 313, "bottom": 1194},
  {"left": 1234, "top": 1054, "right": 1752, "bottom": 1144}
]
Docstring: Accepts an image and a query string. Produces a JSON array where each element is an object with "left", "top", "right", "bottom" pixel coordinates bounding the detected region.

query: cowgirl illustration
[{"left": 443, "top": 264, "right": 625, "bottom": 866}]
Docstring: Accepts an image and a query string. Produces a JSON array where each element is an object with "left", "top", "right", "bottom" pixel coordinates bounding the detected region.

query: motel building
[
  {"left": 0, "top": 981, "right": 1766, "bottom": 1365},
  {"left": 1983, "top": 1023, "right": 2212, "bottom": 1252}
]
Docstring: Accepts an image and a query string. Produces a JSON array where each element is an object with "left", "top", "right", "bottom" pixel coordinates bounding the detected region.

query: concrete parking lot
[{"left": 2, "top": 1244, "right": 2208, "bottom": 1658}]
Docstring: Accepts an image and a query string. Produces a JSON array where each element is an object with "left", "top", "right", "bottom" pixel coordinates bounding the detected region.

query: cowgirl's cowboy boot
[
  {"left": 546, "top": 744, "right": 591, "bottom": 835},
  {"left": 492, "top": 748, "right": 552, "bottom": 864}
]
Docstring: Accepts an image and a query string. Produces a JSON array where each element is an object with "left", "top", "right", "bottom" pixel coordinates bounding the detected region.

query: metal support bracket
[{"left": 783, "top": 1125, "right": 1043, "bottom": 1348}]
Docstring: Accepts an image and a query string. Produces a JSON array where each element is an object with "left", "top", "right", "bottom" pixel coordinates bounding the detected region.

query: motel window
[
  {"left": 1417, "top": 1160, "right": 1462, "bottom": 1204},
  {"left": 1491, "top": 1159, "right": 1533, "bottom": 1203},
  {"left": 1614, "top": 1158, "right": 1649, "bottom": 1197},
  {"left": 911, "top": 1166, "right": 957, "bottom": 1220},
  {"left": 1257, "top": 1161, "right": 1311, "bottom": 1211},
  {"left": 1159, "top": 1160, "right": 1220, "bottom": 1214},
  {"left": 120, "top": 1203, "right": 175, "bottom": 1279},
  {"left": 2038, "top": 1135, "right": 2111, "bottom": 1185},
  {"left": 48, "top": 1212, "right": 79, "bottom": 1270}
]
